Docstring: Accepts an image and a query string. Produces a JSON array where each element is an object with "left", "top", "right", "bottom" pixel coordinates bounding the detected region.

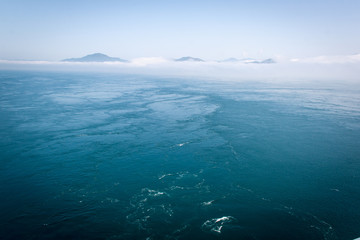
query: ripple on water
[{"left": 126, "top": 188, "right": 173, "bottom": 232}]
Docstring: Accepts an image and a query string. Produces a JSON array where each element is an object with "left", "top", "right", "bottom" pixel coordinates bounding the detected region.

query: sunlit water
[{"left": 1, "top": 71, "right": 360, "bottom": 240}]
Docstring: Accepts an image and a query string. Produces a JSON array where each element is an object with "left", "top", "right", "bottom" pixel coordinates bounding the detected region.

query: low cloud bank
[
  {"left": 1, "top": 54, "right": 359, "bottom": 86},
  {"left": 291, "top": 53, "right": 360, "bottom": 64}
]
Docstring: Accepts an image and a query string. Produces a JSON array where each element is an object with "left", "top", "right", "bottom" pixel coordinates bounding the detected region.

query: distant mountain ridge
[
  {"left": 175, "top": 56, "right": 205, "bottom": 62},
  {"left": 61, "top": 53, "right": 275, "bottom": 64},
  {"left": 62, "top": 53, "right": 128, "bottom": 62},
  {"left": 220, "top": 58, "right": 239, "bottom": 63}
]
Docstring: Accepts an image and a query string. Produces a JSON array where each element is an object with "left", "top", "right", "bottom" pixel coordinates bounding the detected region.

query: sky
[{"left": 0, "top": 0, "right": 359, "bottom": 61}]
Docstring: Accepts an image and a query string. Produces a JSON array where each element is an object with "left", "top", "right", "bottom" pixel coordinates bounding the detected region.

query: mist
[{"left": 1, "top": 55, "right": 359, "bottom": 88}]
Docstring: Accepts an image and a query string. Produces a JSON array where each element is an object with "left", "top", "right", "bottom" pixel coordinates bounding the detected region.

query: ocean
[{"left": 0, "top": 70, "right": 360, "bottom": 240}]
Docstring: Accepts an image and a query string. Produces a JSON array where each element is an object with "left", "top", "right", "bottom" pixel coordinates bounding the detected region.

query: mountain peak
[
  {"left": 62, "top": 53, "right": 128, "bottom": 62},
  {"left": 175, "top": 56, "right": 205, "bottom": 62},
  {"left": 220, "top": 58, "right": 239, "bottom": 62}
]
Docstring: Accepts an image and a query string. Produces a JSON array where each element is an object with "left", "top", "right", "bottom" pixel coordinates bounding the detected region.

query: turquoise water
[{"left": 1, "top": 71, "right": 360, "bottom": 240}]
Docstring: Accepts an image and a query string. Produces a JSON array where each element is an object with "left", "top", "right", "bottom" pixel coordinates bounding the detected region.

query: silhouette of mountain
[
  {"left": 219, "top": 58, "right": 239, "bottom": 62},
  {"left": 62, "top": 53, "right": 128, "bottom": 62},
  {"left": 259, "top": 58, "right": 276, "bottom": 64},
  {"left": 175, "top": 56, "right": 205, "bottom": 62}
]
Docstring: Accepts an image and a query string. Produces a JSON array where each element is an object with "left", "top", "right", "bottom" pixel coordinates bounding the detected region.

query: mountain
[
  {"left": 62, "top": 53, "right": 128, "bottom": 62},
  {"left": 241, "top": 58, "right": 276, "bottom": 64},
  {"left": 219, "top": 58, "right": 239, "bottom": 62},
  {"left": 259, "top": 58, "right": 276, "bottom": 64},
  {"left": 175, "top": 56, "right": 205, "bottom": 62}
]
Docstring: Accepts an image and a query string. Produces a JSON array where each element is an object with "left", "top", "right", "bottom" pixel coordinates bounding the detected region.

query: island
[
  {"left": 174, "top": 56, "right": 205, "bottom": 62},
  {"left": 62, "top": 53, "right": 128, "bottom": 62}
]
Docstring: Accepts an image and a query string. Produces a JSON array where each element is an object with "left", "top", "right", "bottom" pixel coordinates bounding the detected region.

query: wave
[{"left": 202, "top": 216, "right": 237, "bottom": 234}]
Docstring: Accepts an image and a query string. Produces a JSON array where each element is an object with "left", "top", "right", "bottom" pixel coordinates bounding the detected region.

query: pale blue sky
[{"left": 0, "top": 0, "right": 359, "bottom": 61}]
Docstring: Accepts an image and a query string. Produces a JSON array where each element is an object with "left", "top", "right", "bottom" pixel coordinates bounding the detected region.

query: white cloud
[
  {"left": 130, "top": 57, "right": 169, "bottom": 66},
  {"left": 1, "top": 55, "right": 360, "bottom": 85},
  {"left": 290, "top": 53, "right": 360, "bottom": 64}
]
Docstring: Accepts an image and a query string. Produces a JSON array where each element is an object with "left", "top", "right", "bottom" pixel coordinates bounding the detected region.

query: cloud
[
  {"left": 1, "top": 55, "right": 360, "bottom": 85},
  {"left": 290, "top": 53, "right": 360, "bottom": 64},
  {"left": 130, "top": 57, "right": 169, "bottom": 66}
]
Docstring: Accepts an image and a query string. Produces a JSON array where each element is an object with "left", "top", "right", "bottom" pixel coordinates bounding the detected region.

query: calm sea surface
[{"left": 1, "top": 71, "right": 360, "bottom": 240}]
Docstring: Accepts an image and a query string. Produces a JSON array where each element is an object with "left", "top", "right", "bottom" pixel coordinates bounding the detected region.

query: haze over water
[{"left": 1, "top": 70, "right": 360, "bottom": 239}]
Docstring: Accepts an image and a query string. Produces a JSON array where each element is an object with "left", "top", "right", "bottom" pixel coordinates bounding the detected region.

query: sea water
[{"left": 0, "top": 71, "right": 360, "bottom": 240}]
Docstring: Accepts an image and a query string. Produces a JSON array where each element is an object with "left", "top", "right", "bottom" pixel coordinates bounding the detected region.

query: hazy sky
[{"left": 0, "top": 0, "right": 359, "bottom": 61}]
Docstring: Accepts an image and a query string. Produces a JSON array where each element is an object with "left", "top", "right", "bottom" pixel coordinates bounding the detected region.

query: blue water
[{"left": 1, "top": 71, "right": 360, "bottom": 240}]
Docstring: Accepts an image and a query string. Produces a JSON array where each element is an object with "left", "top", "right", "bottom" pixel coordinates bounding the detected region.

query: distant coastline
[{"left": 61, "top": 53, "right": 276, "bottom": 64}]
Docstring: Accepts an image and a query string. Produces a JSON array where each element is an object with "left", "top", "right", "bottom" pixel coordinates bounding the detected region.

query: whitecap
[
  {"left": 158, "top": 173, "right": 173, "bottom": 180},
  {"left": 169, "top": 185, "right": 185, "bottom": 190},
  {"left": 127, "top": 188, "right": 173, "bottom": 231},
  {"left": 202, "top": 216, "right": 237, "bottom": 234},
  {"left": 176, "top": 142, "right": 189, "bottom": 147},
  {"left": 141, "top": 188, "right": 169, "bottom": 197},
  {"left": 201, "top": 200, "right": 214, "bottom": 206}
]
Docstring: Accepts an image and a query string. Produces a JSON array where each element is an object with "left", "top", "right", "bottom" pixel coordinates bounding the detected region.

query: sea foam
[{"left": 202, "top": 216, "right": 237, "bottom": 234}]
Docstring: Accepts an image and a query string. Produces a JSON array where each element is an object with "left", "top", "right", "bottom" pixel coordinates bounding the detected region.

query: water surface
[{"left": 1, "top": 71, "right": 360, "bottom": 239}]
